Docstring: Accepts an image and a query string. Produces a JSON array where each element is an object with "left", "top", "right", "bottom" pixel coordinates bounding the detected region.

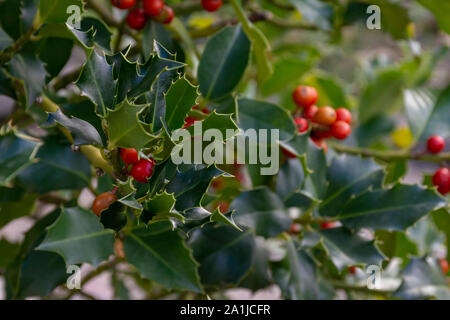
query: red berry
[
  {"left": 92, "top": 192, "right": 117, "bottom": 216},
  {"left": 427, "top": 135, "right": 445, "bottom": 154},
  {"left": 303, "top": 105, "right": 318, "bottom": 120},
  {"left": 131, "top": 159, "right": 155, "bottom": 183},
  {"left": 289, "top": 223, "right": 301, "bottom": 234},
  {"left": 349, "top": 266, "right": 357, "bottom": 274},
  {"left": 155, "top": 5, "right": 174, "bottom": 24},
  {"left": 294, "top": 117, "right": 309, "bottom": 133},
  {"left": 440, "top": 258, "right": 449, "bottom": 274},
  {"left": 201, "top": 0, "right": 222, "bottom": 12},
  {"left": 312, "top": 129, "right": 333, "bottom": 139},
  {"left": 183, "top": 116, "right": 197, "bottom": 128},
  {"left": 127, "top": 8, "right": 147, "bottom": 30},
  {"left": 216, "top": 201, "right": 230, "bottom": 213},
  {"left": 331, "top": 120, "right": 351, "bottom": 140},
  {"left": 313, "top": 106, "right": 337, "bottom": 126},
  {"left": 432, "top": 168, "right": 450, "bottom": 195},
  {"left": 320, "top": 222, "right": 337, "bottom": 229},
  {"left": 120, "top": 148, "right": 139, "bottom": 165},
  {"left": 143, "top": 0, "right": 164, "bottom": 16},
  {"left": 336, "top": 108, "right": 352, "bottom": 124},
  {"left": 111, "top": 0, "right": 136, "bottom": 10},
  {"left": 292, "top": 85, "right": 318, "bottom": 108}
]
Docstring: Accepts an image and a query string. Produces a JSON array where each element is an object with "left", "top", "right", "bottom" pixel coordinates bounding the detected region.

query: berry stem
[{"left": 329, "top": 141, "right": 450, "bottom": 163}]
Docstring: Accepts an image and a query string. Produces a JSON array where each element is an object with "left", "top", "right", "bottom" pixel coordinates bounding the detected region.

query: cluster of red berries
[
  {"left": 201, "top": 0, "right": 223, "bottom": 12},
  {"left": 120, "top": 148, "right": 155, "bottom": 183},
  {"left": 286, "top": 85, "right": 352, "bottom": 155},
  {"left": 183, "top": 105, "right": 210, "bottom": 128},
  {"left": 111, "top": 0, "right": 174, "bottom": 30},
  {"left": 426, "top": 135, "right": 448, "bottom": 195}
]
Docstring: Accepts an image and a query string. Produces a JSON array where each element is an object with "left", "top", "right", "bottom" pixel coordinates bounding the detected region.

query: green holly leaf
[
  {"left": 338, "top": 184, "right": 446, "bottom": 231},
  {"left": 231, "top": 187, "right": 291, "bottom": 238},
  {"left": 0, "top": 238, "right": 20, "bottom": 269},
  {"left": 106, "top": 98, "right": 157, "bottom": 149},
  {"left": 230, "top": 0, "right": 272, "bottom": 84},
  {"left": 38, "top": 37, "right": 73, "bottom": 80},
  {"left": 164, "top": 76, "right": 198, "bottom": 132},
  {"left": 0, "top": 28, "right": 13, "bottom": 50},
  {"left": 394, "top": 257, "right": 450, "bottom": 299},
  {"left": 100, "top": 201, "right": 127, "bottom": 232},
  {"left": 0, "top": 186, "right": 36, "bottom": 228},
  {"left": 238, "top": 238, "right": 272, "bottom": 291},
  {"left": 37, "top": 206, "right": 115, "bottom": 267},
  {"left": 9, "top": 54, "right": 47, "bottom": 108},
  {"left": 6, "top": 209, "right": 67, "bottom": 299},
  {"left": 288, "top": 0, "right": 333, "bottom": 30},
  {"left": 417, "top": 0, "right": 450, "bottom": 34},
  {"left": 140, "top": 192, "right": 177, "bottom": 224},
  {"left": 189, "top": 224, "right": 255, "bottom": 286},
  {"left": 319, "top": 155, "right": 384, "bottom": 217},
  {"left": 166, "top": 165, "right": 225, "bottom": 211},
  {"left": 237, "top": 98, "right": 297, "bottom": 142},
  {"left": 146, "top": 69, "right": 179, "bottom": 133},
  {"left": 39, "top": 0, "right": 84, "bottom": 24},
  {"left": 177, "top": 207, "right": 241, "bottom": 234},
  {"left": 46, "top": 109, "right": 103, "bottom": 146},
  {"left": 124, "top": 222, "right": 203, "bottom": 292},
  {"left": 404, "top": 89, "right": 435, "bottom": 140},
  {"left": 420, "top": 84, "right": 450, "bottom": 141},
  {"left": 79, "top": 17, "right": 112, "bottom": 52},
  {"left": 16, "top": 137, "right": 91, "bottom": 194},
  {"left": 275, "top": 158, "right": 305, "bottom": 200},
  {"left": 198, "top": 26, "right": 250, "bottom": 101},
  {"left": 279, "top": 132, "right": 310, "bottom": 158},
  {"left": 303, "top": 139, "right": 328, "bottom": 201},
  {"left": 319, "top": 227, "right": 385, "bottom": 271},
  {"left": 75, "top": 49, "right": 116, "bottom": 117},
  {"left": 284, "top": 237, "right": 319, "bottom": 299},
  {"left": 0, "top": 131, "right": 38, "bottom": 186},
  {"left": 185, "top": 111, "right": 238, "bottom": 140},
  {"left": 127, "top": 41, "right": 184, "bottom": 100},
  {"left": 106, "top": 50, "right": 140, "bottom": 105}
]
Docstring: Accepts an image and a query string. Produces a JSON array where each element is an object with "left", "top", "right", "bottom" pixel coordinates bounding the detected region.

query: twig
[
  {"left": 0, "top": 23, "right": 40, "bottom": 66},
  {"left": 329, "top": 141, "right": 450, "bottom": 163}
]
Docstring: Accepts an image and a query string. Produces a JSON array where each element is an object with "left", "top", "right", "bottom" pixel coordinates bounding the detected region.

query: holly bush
[{"left": 0, "top": 0, "right": 449, "bottom": 300}]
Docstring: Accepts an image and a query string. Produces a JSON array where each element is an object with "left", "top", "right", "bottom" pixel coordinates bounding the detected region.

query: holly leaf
[
  {"left": 189, "top": 224, "right": 255, "bottom": 286},
  {"left": 230, "top": 0, "right": 272, "bottom": 84},
  {"left": 319, "top": 227, "right": 385, "bottom": 271},
  {"left": 0, "top": 28, "right": 13, "bottom": 50},
  {"left": 124, "top": 222, "right": 202, "bottom": 292},
  {"left": 404, "top": 89, "right": 435, "bottom": 140},
  {"left": 16, "top": 137, "right": 91, "bottom": 194},
  {"left": 0, "top": 238, "right": 20, "bottom": 269},
  {"left": 37, "top": 207, "right": 115, "bottom": 267},
  {"left": 166, "top": 165, "right": 225, "bottom": 211},
  {"left": 394, "top": 257, "right": 450, "bottom": 299},
  {"left": 9, "top": 54, "right": 47, "bottom": 108},
  {"left": 237, "top": 98, "right": 297, "bottom": 142},
  {"left": 185, "top": 111, "right": 238, "bottom": 140},
  {"left": 106, "top": 50, "right": 141, "bottom": 105},
  {"left": 288, "top": 0, "right": 333, "bottom": 30},
  {"left": 238, "top": 238, "right": 272, "bottom": 291},
  {"left": 420, "top": 84, "right": 450, "bottom": 141},
  {"left": 198, "top": 26, "right": 250, "bottom": 101},
  {"left": 417, "top": 0, "right": 450, "bottom": 34},
  {"left": 0, "top": 186, "right": 36, "bottom": 228},
  {"left": 319, "top": 155, "right": 384, "bottom": 217},
  {"left": 0, "top": 131, "right": 38, "bottom": 186},
  {"left": 140, "top": 192, "right": 177, "bottom": 224},
  {"left": 231, "top": 187, "right": 291, "bottom": 238},
  {"left": 283, "top": 237, "right": 319, "bottom": 299},
  {"left": 75, "top": 49, "right": 116, "bottom": 117},
  {"left": 127, "top": 41, "right": 184, "bottom": 100},
  {"left": 275, "top": 158, "right": 305, "bottom": 200},
  {"left": 338, "top": 184, "right": 446, "bottom": 231},
  {"left": 106, "top": 98, "right": 157, "bottom": 149},
  {"left": 46, "top": 108, "right": 103, "bottom": 146},
  {"left": 302, "top": 139, "right": 328, "bottom": 201},
  {"left": 164, "top": 76, "right": 198, "bottom": 132}
]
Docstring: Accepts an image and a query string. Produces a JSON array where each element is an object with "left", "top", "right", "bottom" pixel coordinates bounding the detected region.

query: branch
[
  {"left": 0, "top": 22, "right": 40, "bottom": 66},
  {"left": 329, "top": 141, "right": 450, "bottom": 163}
]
